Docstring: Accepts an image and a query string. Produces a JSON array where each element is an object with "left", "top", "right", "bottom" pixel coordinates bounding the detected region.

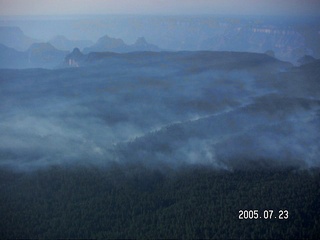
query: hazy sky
[{"left": 0, "top": 0, "right": 319, "bottom": 16}]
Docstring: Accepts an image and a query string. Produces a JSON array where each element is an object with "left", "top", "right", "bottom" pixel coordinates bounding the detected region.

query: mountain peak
[
  {"left": 65, "top": 48, "right": 85, "bottom": 67},
  {"left": 131, "top": 37, "right": 160, "bottom": 52},
  {"left": 97, "top": 35, "right": 125, "bottom": 45},
  {"left": 71, "top": 47, "right": 82, "bottom": 56},
  {"left": 99, "top": 34, "right": 112, "bottom": 40},
  {"left": 0, "top": 26, "right": 36, "bottom": 51},
  {"left": 134, "top": 37, "right": 148, "bottom": 46},
  {"left": 49, "top": 35, "right": 93, "bottom": 51},
  {"left": 83, "top": 34, "right": 161, "bottom": 54},
  {"left": 28, "top": 42, "right": 57, "bottom": 52},
  {"left": 83, "top": 34, "right": 127, "bottom": 54}
]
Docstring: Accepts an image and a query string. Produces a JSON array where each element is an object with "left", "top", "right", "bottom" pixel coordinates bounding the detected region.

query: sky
[{"left": 0, "top": 0, "right": 320, "bottom": 16}]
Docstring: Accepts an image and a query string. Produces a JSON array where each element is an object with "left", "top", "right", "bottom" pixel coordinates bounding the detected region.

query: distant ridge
[
  {"left": 83, "top": 35, "right": 161, "bottom": 54},
  {"left": 0, "top": 42, "right": 68, "bottom": 69},
  {"left": 64, "top": 48, "right": 292, "bottom": 73},
  {"left": 0, "top": 26, "right": 37, "bottom": 51},
  {"left": 27, "top": 43, "right": 68, "bottom": 68},
  {"left": 131, "top": 37, "right": 160, "bottom": 52},
  {"left": 49, "top": 35, "right": 93, "bottom": 51},
  {"left": 297, "top": 55, "right": 317, "bottom": 66}
]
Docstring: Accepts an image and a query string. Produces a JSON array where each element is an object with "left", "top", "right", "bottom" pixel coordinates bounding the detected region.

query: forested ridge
[{"left": 0, "top": 165, "right": 319, "bottom": 239}]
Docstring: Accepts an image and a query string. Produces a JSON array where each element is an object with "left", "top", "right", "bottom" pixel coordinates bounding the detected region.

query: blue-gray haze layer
[{"left": 0, "top": 50, "right": 319, "bottom": 171}]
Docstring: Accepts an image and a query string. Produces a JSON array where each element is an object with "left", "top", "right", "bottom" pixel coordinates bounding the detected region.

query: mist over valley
[{"left": 0, "top": 49, "right": 319, "bottom": 171}]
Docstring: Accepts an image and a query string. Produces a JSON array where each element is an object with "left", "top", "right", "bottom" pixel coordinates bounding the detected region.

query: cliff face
[{"left": 201, "top": 25, "right": 312, "bottom": 63}]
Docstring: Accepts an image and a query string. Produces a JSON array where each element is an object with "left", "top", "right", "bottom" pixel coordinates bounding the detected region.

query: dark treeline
[{"left": 0, "top": 165, "right": 319, "bottom": 239}]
